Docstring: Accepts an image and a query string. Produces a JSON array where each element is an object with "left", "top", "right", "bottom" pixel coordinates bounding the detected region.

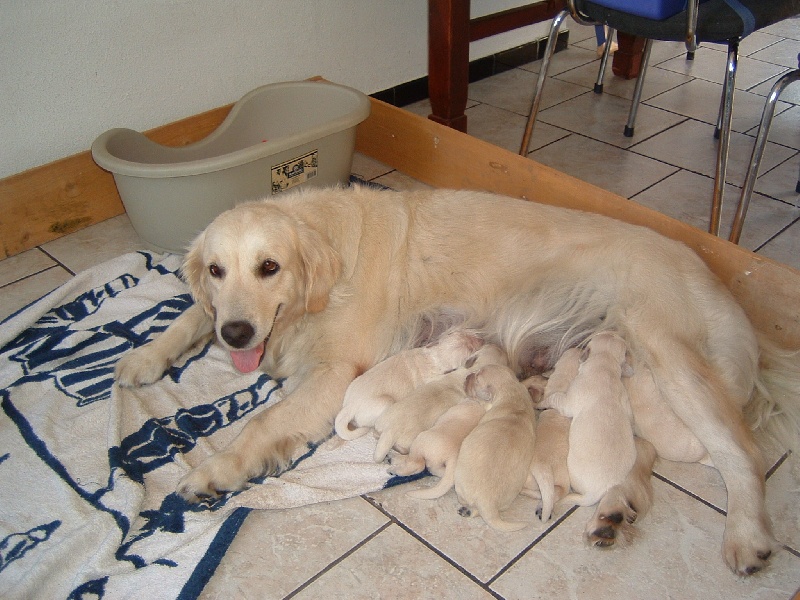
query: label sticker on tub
[{"left": 271, "top": 150, "right": 318, "bottom": 194}]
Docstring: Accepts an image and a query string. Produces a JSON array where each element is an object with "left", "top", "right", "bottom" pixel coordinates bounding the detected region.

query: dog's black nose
[{"left": 221, "top": 321, "right": 255, "bottom": 348}]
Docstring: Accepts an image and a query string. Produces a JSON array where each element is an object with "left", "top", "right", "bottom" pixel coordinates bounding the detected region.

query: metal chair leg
[
  {"left": 709, "top": 41, "right": 739, "bottom": 236},
  {"left": 729, "top": 66, "right": 800, "bottom": 244},
  {"left": 520, "top": 9, "right": 570, "bottom": 156},
  {"left": 624, "top": 38, "right": 653, "bottom": 138},
  {"left": 594, "top": 27, "right": 616, "bottom": 94}
]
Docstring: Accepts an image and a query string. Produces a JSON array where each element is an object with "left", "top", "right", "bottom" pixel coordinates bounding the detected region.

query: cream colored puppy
[
  {"left": 542, "top": 347, "right": 581, "bottom": 405},
  {"left": 625, "top": 360, "right": 712, "bottom": 465},
  {"left": 390, "top": 398, "right": 487, "bottom": 499},
  {"left": 526, "top": 408, "right": 572, "bottom": 521},
  {"left": 373, "top": 344, "right": 507, "bottom": 462},
  {"left": 455, "top": 364, "right": 538, "bottom": 532},
  {"left": 584, "top": 437, "right": 658, "bottom": 547},
  {"left": 538, "top": 331, "right": 636, "bottom": 508},
  {"left": 334, "top": 330, "right": 482, "bottom": 440}
]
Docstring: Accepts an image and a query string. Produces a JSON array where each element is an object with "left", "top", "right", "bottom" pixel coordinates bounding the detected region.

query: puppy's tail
[
  {"left": 334, "top": 407, "right": 370, "bottom": 441},
  {"left": 533, "top": 467, "right": 556, "bottom": 521},
  {"left": 748, "top": 335, "right": 800, "bottom": 453},
  {"left": 481, "top": 509, "right": 532, "bottom": 533},
  {"left": 408, "top": 461, "right": 456, "bottom": 500}
]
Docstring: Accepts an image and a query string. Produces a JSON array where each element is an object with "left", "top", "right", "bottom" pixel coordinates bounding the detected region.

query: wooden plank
[
  {"left": 469, "top": 1, "right": 565, "bottom": 42},
  {"left": 0, "top": 104, "right": 233, "bottom": 259},
  {"left": 355, "top": 98, "right": 800, "bottom": 349}
]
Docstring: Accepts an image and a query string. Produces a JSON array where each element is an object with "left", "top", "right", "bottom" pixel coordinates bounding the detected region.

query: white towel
[{"left": 0, "top": 251, "right": 416, "bottom": 599}]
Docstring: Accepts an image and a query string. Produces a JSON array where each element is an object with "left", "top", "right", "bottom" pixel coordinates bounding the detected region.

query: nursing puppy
[
  {"left": 334, "top": 330, "right": 482, "bottom": 440},
  {"left": 372, "top": 343, "right": 507, "bottom": 462},
  {"left": 526, "top": 408, "right": 572, "bottom": 522},
  {"left": 585, "top": 437, "right": 658, "bottom": 547},
  {"left": 390, "top": 398, "right": 487, "bottom": 500},
  {"left": 538, "top": 331, "right": 636, "bottom": 508},
  {"left": 455, "top": 364, "right": 538, "bottom": 532},
  {"left": 625, "top": 360, "right": 712, "bottom": 465}
]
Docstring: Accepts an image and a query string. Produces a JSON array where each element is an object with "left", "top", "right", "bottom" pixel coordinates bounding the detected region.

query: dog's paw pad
[{"left": 457, "top": 506, "right": 472, "bottom": 518}]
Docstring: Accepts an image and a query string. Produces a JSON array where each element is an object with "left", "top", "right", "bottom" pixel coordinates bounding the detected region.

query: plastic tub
[{"left": 92, "top": 80, "right": 371, "bottom": 253}]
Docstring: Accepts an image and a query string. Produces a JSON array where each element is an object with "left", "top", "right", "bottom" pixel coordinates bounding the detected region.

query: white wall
[{"left": 1, "top": 0, "right": 551, "bottom": 178}]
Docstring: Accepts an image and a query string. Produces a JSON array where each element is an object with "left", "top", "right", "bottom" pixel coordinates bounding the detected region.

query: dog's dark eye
[
  {"left": 209, "top": 263, "right": 224, "bottom": 278},
  {"left": 259, "top": 259, "right": 280, "bottom": 278}
]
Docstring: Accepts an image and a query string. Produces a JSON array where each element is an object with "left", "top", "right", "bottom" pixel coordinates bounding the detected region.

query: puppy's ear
[
  {"left": 580, "top": 346, "right": 591, "bottom": 363},
  {"left": 621, "top": 352, "right": 635, "bottom": 378},
  {"left": 296, "top": 221, "right": 341, "bottom": 314},
  {"left": 181, "top": 231, "right": 214, "bottom": 316}
]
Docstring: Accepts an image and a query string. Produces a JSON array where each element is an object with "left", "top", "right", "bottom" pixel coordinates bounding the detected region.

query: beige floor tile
[
  {"left": 630, "top": 169, "right": 800, "bottom": 250},
  {"left": 657, "top": 46, "right": 788, "bottom": 91},
  {"left": 469, "top": 67, "right": 589, "bottom": 117},
  {"left": 645, "top": 78, "right": 794, "bottom": 134},
  {"left": 750, "top": 38, "right": 800, "bottom": 70},
  {"left": 765, "top": 452, "right": 800, "bottom": 551},
  {"left": 750, "top": 105, "right": 800, "bottom": 151},
  {"left": 293, "top": 523, "right": 495, "bottom": 600},
  {"left": 490, "top": 479, "right": 800, "bottom": 600},
  {"left": 529, "top": 134, "right": 677, "bottom": 198},
  {"left": 536, "top": 90, "right": 685, "bottom": 147},
  {"left": 200, "top": 497, "right": 389, "bottom": 600},
  {"left": 0, "top": 248, "right": 56, "bottom": 287},
  {"left": 0, "top": 266, "right": 72, "bottom": 322},
  {"left": 761, "top": 17, "right": 800, "bottom": 41},
  {"left": 463, "top": 103, "right": 529, "bottom": 154},
  {"left": 632, "top": 120, "right": 795, "bottom": 185},
  {"left": 367, "top": 481, "right": 556, "bottom": 584},
  {"left": 750, "top": 72, "right": 800, "bottom": 104},
  {"left": 755, "top": 156, "right": 800, "bottom": 205},
  {"left": 41, "top": 214, "right": 151, "bottom": 273},
  {"left": 758, "top": 218, "right": 800, "bottom": 268},
  {"left": 351, "top": 152, "right": 394, "bottom": 181}
]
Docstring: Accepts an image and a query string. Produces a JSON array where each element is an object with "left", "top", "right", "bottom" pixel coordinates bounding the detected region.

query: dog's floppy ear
[
  {"left": 295, "top": 221, "right": 341, "bottom": 314},
  {"left": 181, "top": 230, "right": 213, "bottom": 316}
]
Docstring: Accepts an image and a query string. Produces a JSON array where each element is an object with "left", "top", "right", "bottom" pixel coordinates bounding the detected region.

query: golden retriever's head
[{"left": 181, "top": 201, "right": 341, "bottom": 372}]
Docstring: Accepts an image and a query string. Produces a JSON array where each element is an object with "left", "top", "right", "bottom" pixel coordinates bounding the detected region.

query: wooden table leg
[
  {"left": 428, "top": 0, "right": 469, "bottom": 132},
  {"left": 612, "top": 32, "right": 646, "bottom": 79}
]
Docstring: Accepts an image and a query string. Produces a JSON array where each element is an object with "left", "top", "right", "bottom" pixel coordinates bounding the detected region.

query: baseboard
[{"left": 370, "top": 30, "right": 569, "bottom": 107}]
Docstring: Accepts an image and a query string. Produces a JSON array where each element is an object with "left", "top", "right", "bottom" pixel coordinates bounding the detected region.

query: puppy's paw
[
  {"left": 722, "top": 524, "right": 776, "bottom": 576},
  {"left": 585, "top": 499, "right": 638, "bottom": 548},
  {"left": 177, "top": 452, "right": 252, "bottom": 503},
  {"left": 114, "top": 346, "right": 171, "bottom": 387}
]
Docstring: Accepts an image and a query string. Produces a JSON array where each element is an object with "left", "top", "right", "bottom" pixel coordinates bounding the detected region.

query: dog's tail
[
  {"left": 334, "top": 407, "right": 371, "bottom": 441},
  {"left": 408, "top": 461, "right": 457, "bottom": 500},
  {"left": 748, "top": 335, "right": 800, "bottom": 454}
]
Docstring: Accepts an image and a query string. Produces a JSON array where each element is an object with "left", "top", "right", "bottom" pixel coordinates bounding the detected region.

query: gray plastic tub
[{"left": 92, "top": 80, "right": 371, "bottom": 253}]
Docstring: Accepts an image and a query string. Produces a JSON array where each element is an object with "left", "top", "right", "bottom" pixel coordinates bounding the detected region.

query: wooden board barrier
[{"left": 1, "top": 91, "right": 798, "bottom": 349}]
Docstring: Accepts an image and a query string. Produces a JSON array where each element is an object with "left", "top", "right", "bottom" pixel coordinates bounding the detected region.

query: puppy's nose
[{"left": 220, "top": 320, "right": 255, "bottom": 348}]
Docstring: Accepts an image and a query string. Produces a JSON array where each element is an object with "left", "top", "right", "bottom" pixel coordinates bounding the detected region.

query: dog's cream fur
[
  {"left": 113, "top": 185, "right": 800, "bottom": 574},
  {"left": 390, "top": 398, "right": 487, "bottom": 500},
  {"left": 333, "top": 330, "right": 482, "bottom": 441},
  {"left": 584, "top": 437, "right": 658, "bottom": 547},
  {"left": 538, "top": 332, "right": 637, "bottom": 509},
  {"left": 526, "top": 408, "right": 572, "bottom": 522},
  {"left": 372, "top": 343, "right": 507, "bottom": 462},
  {"left": 455, "top": 364, "right": 538, "bottom": 532}
]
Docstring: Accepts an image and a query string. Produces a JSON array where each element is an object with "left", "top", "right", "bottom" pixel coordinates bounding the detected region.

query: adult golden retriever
[{"left": 115, "top": 185, "right": 800, "bottom": 575}]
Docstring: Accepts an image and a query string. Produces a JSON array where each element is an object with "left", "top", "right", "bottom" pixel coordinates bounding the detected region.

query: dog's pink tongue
[{"left": 230, "top": 344, "right": 264, "bottom": 373}]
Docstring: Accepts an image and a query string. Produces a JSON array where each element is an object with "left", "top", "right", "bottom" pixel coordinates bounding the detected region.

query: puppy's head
[
  {"left": 464, "top": 364, "right": 512, "bottom": 402},
  {"left": 182, "top": 201, "right": 340, "bottom": 373},
  {"left": 586, "top": 331, "right": 633, "bottom": 376}
]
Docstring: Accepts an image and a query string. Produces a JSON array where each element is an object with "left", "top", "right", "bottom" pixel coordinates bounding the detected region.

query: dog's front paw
[
  {"left": 177, "top": 452, "right": 252, "bottom": 502},
  {"left": 114, "top": 346, "right": 171, "bottom": 387},
  {"left": 722, "top": 524, "right": 776, "bottom": 576}
]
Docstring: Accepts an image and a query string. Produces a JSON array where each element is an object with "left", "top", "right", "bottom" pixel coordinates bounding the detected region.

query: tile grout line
[{"left": 361, "top": 494, "right": 506, "bottom": 600}]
